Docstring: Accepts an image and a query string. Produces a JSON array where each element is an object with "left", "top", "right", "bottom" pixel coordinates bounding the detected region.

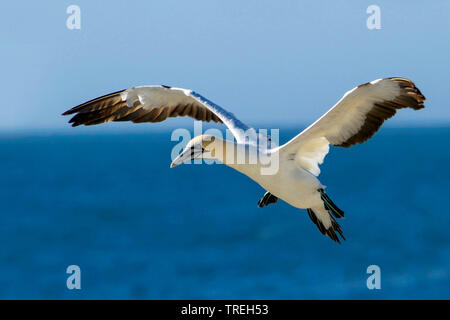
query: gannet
[{"left": 63, "top": 77, "right": 425, "bottom": 243}]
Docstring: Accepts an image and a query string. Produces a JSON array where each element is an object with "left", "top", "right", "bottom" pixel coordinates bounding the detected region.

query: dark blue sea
[{"left": 0, "top": 127, "right": 449, "bottom": 299}]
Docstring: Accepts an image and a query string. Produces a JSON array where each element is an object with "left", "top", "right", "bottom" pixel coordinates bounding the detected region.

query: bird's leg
[{"left": 257, "top": 191, "right": 278, "bottom": 208}]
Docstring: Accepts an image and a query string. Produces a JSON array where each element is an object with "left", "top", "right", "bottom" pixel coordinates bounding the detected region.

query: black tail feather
[
  {"left": 307, "top": 208, "right": 346, "bottom": 244},
  {"left": 318, "top": 188, "right": 344, "bottom": 218}
]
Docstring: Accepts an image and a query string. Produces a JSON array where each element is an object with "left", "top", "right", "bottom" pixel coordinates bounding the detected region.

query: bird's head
[{"left": 170, "top": 134, "right": 221, "bottom": 168}]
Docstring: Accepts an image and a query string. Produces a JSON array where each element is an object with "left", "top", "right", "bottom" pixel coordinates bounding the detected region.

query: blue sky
[{"left": 0, "top": 1, "right": 449, "bottom": 130}]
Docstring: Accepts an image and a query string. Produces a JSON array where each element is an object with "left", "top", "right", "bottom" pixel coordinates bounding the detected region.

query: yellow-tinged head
[{"left": 170, "top": 134, "right": 224, "bottom": 168}]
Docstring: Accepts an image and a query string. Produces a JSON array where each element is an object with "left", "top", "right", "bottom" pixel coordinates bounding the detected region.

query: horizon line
[{"left": 0, "top": 121, "right": 449, "bottom": 137}]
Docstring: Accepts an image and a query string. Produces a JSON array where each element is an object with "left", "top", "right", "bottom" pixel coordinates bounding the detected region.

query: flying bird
[{"left": 63, "top": 78, "right": 425, "bottom": 243}]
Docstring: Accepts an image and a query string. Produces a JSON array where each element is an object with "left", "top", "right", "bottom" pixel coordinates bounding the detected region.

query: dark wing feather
[
  {"left": 280, "top": 77, "right": 426, "bottom": 176},
  {"left": 62, "top": 86, "right": 223, "bottom": 127},
  {"left": 336, "top": 78, "right": 425, "bottom": 147}
]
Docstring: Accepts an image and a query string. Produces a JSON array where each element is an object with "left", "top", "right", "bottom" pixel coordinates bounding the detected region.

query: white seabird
[{"left": 63, "top": 77, "right": 425, "bottom": 243}]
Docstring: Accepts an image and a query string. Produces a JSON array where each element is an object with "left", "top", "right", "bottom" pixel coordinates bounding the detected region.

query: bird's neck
[{"left": 206, "top": 139, "right": 264, "bottom": 178}]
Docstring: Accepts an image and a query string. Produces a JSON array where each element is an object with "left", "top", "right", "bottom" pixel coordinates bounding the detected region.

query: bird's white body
[
  {"left": 64, "top": 77, "right": 425, "bottom": 242},
  {"left": 226, "top": 150, "right": 322, "bottom": 209}
]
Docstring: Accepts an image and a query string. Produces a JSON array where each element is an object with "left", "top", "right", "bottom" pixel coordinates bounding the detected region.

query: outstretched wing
[
  {"left": 62, "top": 85, "right": 254, "bottom": 144},
  {"left": 280, "top": 78, "right": 426, "bottom": 176}
]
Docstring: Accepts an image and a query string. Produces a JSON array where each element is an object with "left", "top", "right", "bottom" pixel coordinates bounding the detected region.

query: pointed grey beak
[
  {"left": 170, "top": 146, "right": 204, "bottom": 168},
  {"left": 170, "top": 153, "right": 185, "bottom": 168}
]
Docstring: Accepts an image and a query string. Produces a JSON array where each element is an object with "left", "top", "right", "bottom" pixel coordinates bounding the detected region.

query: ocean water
[{"left": 0, "top": 127, "right": 449, "bottom": 299}]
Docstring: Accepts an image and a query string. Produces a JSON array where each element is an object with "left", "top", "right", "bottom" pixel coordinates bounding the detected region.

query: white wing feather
[
  {"left": 280, "top": 78, "right": 425, "bottom": 176},
  {"left": 65, "top": 85, "right": 270, "bottom": 146}
]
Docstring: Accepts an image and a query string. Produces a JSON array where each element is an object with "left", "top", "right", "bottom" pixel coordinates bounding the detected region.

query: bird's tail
[
  {"left": 319, "top": 188, "right": 344, "bottom": 219},
  {"left": 307, "top": 189, "right": 345, "bottom": 243}
]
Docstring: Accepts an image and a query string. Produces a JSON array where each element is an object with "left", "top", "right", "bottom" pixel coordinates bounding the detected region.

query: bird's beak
[
  {"left": 169, "top": 161, "right": 178, "bottom": 169},
  {"left": 170, "top": 147, "right": 204, "bottom": 168}
]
